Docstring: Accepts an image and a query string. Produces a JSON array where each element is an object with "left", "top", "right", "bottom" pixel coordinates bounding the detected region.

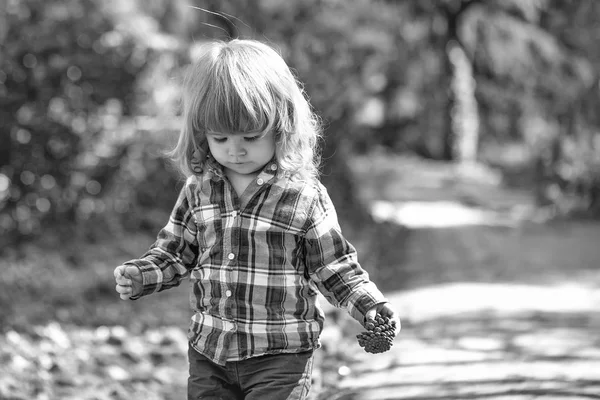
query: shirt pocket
[{"left": 192, "top": 204, "right": 221, "bottom": 254}]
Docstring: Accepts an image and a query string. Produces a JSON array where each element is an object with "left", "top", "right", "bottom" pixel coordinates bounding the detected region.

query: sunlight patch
[
  {"left": 387, "top": 282, "right": 600, "bottom": 323},
  {"left": 371, "top": 200, "right": 499, "bottom": 228}
]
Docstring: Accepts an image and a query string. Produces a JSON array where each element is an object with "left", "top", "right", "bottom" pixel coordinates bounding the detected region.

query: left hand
[{"left": 365, "top": 302, "right": 401, "bottom": 336}]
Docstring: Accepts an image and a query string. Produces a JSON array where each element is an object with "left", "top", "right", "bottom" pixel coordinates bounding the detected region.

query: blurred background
[{"left": 1, "top": 0, "right": 600, "bottom": 399}]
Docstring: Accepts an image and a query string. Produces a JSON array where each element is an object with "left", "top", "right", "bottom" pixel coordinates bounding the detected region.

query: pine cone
[{"left": 356, "top": 314, "right": 396, "bottom": 354}]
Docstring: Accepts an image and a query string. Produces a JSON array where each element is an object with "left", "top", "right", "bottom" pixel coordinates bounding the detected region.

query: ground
[{"left": 313, "top": 283, "right": 600, "bottom": 399}]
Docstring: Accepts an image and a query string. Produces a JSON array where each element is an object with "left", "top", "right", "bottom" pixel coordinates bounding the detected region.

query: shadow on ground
[{"left": 315, "top": 302, "right": 600, "bottom": 400}]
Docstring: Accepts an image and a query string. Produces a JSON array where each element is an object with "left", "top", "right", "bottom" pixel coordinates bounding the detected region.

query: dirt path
[{"left": 314, "top": 284, "right": 600, "bottom": 400}]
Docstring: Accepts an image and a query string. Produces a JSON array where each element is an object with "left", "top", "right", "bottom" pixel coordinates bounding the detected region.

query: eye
[
  {"left": 212, "top": 137, "right": 227, "bottom": 143},
  {"left": 244, "top": 136, "right": 260, "bottom": 142}
]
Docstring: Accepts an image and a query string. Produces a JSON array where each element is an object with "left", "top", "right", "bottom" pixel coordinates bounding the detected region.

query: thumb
[
  {"left": 364, "top": 308, "right": 377, "bottom": 325},
  {"left": 125, "top": 265, "right": 142, "bottom": 278}
]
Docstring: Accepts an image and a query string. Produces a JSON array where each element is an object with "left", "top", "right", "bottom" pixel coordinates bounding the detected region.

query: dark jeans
[{"left": 188, "top": 344, "right": 314, "bottom": 400}]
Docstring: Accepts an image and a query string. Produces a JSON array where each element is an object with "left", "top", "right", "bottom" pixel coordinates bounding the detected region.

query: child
[{"left": 114, "top": 39, "right": 400, "bottom": 400}]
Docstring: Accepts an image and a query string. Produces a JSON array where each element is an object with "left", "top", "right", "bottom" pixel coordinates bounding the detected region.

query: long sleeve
[
  {"left": 303, "top": 184, "right": 387, "bottom": 323},
  {"left": 125, "top": 180, "right": 199, "bottom": 299}
]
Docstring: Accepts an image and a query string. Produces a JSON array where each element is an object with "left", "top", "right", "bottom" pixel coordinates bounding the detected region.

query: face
[{"left": 205, "top": 130, "right": 276, "bottom": 178}]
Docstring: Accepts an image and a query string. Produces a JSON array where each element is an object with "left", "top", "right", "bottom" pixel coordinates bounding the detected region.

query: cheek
[
  {"left": 262, "top": 138, "right": 277, "bottom": 156},
  {"left": 207, "top": 141, "right": 223, "bottom": 154},
  {"left": 259, "top": 145, "right": 275, "bottom": 161}
]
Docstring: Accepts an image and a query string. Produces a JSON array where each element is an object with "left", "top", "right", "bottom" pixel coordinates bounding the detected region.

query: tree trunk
[
  {"left": 448, "top": 40, "right": 480, "bottom": 164},
  {"left": 441, "top": 0, "right": 482, "bottom": 162},
  {"left": 441, "top": 32, "right": 456, "bottom": 160}
]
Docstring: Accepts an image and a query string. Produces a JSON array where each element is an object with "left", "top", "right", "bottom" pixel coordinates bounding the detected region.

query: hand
[
  {"left": 114, "top": 265, "right": 143, "bottom": 300},
  {"left": 365, "top": 302, "right": 401, "bottom": 336}
]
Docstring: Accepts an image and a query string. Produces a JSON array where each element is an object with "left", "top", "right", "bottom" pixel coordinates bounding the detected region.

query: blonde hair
[{"left": 168, "top": 39, "right": 322, "bottom": 181}]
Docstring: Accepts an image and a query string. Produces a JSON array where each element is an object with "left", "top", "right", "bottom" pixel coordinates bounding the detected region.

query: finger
[
  {"left": 115, "top": 284, "right": 132, "bottom": 294},
  {"left": 115, "top": 275, "right": 132, "bottom": 286},
  {"left": 380, "top": 305, "right": 399, "bottom": 321},
  {"left": 116, "top": 287, "right": 133, "bottom": 301},
  {"left": 391, "top": 316, "right": 401, "bottom": 335},
  {"left": 377, "top": 304, "right": 401, "bottom": 335},
  {"left": 113, "top": 265, "right": 125, "bottom": 279},
  {"left": 364, "top": 308, "right": 377, "bottom": 324},
  {"left": 383, "top": 308, "right": 401, "bottom": 334},
  {"left": 377, "top": 303, "right": 394, "bottom": 316}
]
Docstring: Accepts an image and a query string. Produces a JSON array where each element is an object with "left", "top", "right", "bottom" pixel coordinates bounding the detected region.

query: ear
[{"left": 191, "top": 149, "right": 203, "bottom": 173}]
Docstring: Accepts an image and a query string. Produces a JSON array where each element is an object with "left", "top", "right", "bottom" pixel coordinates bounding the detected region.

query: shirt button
[
  {"left": 225, "top": 290, "right": 232, "bottom": 297},
  {"left": 227, "top": 253, "right": 235, "bottom": 260},
  {"left": 256, "top": 178, "right": 264, "bottom": 185},
  {"left": 270, "top": 164, "right": 278, "bottom": 171},
  {"left": 231, "top": 210, "right": 238, "bottom": 218}
]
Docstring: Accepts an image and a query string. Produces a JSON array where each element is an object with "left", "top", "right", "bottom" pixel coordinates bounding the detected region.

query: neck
[{"left": 225, "top": 168, "right": 259, "bottom": 197}]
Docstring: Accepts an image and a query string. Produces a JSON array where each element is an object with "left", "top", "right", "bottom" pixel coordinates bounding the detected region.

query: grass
[{"left": 0, "top": 233, "right": 191, "bottom": 333}]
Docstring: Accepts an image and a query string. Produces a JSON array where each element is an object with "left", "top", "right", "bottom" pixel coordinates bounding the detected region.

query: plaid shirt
[{"left": 125, "top": 159, "right": 386, "bottom": 365}]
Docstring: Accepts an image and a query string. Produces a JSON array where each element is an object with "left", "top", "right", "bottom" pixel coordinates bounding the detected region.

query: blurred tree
[
  {"left": 459, "top": 0, "right": 598, "bottom": 215},
  {"left": 0, "top": 0, "right": 149, "bottom": 250},
  {"left": 396, "top": 0, "right": 600, "bottom": 216},
  {"left": 4, "top": 0, "right": 600, "bottom": 254},
  {"left": 401, "top": 0, "right": 483, "bottom": 162},
  {"left": 535, "top": 0, "right": 600, "bottom": 215}
]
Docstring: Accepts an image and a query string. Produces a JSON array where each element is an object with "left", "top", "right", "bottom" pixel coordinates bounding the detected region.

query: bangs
[{"left": 193, "top": 63, "right": 278, "bottom": 135}]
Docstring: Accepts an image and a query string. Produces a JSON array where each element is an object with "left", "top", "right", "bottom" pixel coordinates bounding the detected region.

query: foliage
[
  {"left": 0, "top": 0, "right": 154, "bottom": 248},
  {"left": 2, "top": 0, "right": 600, "bottom": 250},
  {"left": 456, "top": 0, "right": 600, "bottom": 216},
  {"left": 0, "top": 323, "right": 189, "bottom": 400}
]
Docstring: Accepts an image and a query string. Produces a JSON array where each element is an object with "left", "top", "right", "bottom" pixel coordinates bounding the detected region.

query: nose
[{"left": 228, "top": 138, "right": 246, "bottom": 157}]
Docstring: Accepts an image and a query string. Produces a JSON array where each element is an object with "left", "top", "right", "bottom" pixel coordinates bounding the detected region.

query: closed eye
[
  {"left": 211, "top": 137, "right": 227, "bottom": 143},
  {"left": 244, "top": 136, "right": 260, "bottom": 142}
]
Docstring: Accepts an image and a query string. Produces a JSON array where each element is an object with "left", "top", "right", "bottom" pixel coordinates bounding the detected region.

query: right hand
[{"left": 114, "top": 265, "right": 143, "bottom": 300}]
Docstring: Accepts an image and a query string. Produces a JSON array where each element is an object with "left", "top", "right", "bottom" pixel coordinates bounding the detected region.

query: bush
[{"left": 0, "top": 0, "right": 148, "bottom": 249}]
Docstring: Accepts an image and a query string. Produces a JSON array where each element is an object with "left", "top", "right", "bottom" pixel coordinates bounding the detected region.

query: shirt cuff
[
  {"left": 345, "top": 282, "right": 387, "bottom": 324},
  {"left": 123, "top": 259, "right": 164, "bottom": 300}
]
